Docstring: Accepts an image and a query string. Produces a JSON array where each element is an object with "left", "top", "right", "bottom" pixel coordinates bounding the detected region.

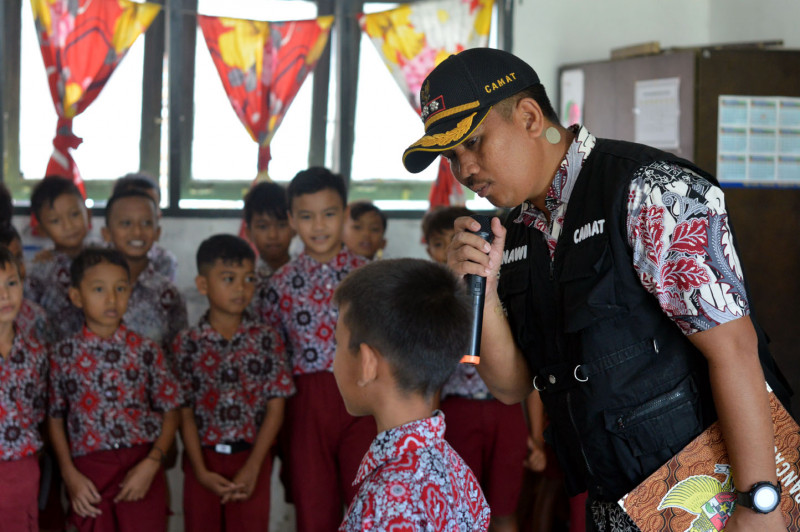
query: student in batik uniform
[
  {"left": 0, "top": 225, "right": 49, "bottom": 343},
  {"left": 175, "top": 234, "right": 294, "bottom": 532},
  {"left": 260, "top": 167, "right": 375, "bottom": 532},
  {"left": 0, "top": 246, "right": 48, "bottom": 532},
  {"left": 333, "top": 258, "right": 491, "bottom": 531},
  {"left": 48, "top": 248, "right": 181, "bottom": 532},
  {"left": 102, "top": 189, "right": 187, "bottom": 356}
]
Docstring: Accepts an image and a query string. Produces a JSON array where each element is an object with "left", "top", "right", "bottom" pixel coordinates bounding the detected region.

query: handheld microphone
[{"left": 462, "top": 214, "right": 494, "bottom": 365}]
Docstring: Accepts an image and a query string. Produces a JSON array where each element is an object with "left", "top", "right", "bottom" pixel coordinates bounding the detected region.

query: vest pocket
[
  {"left": 498, "top": 267, "right": 536, "bottom": 348},
  {"left": 602, "top": 376, "right": 702, "bottom": 487},
  {"left": 559, "top": 243, "right": 621, "bottom": 332}
]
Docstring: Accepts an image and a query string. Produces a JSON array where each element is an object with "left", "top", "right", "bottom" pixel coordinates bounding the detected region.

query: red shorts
[
  {"left": 281, "top": 372, "right": 376, "bottom": 532},
  {"left": 440, "top": 396, "right": 528, "bottom": 517},
  {"left": 68, "top": 445, "right": 168, "bottom": 532},
  {"left": 182, "top": 447, "right": 273, "bottom": 532},
  {"left": 0, "top": 456, "right": 40, "bottom": 532}
]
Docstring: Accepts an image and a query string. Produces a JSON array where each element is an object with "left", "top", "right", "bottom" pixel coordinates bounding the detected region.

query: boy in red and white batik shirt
[
  {"left": 259, "top": 168, "right": 375, "bottom": 532},
  {"left": 48, "top": 248, "right": 181, "bottom": 532},
  {"left": 333, "top": 259, "right": 491, "bottom": 532},
  {"left": 175, "top": 234, "right": 294, "bottom": 532},
  {"left": 0, "top": 246, "right": 48, "bottom": 532}
]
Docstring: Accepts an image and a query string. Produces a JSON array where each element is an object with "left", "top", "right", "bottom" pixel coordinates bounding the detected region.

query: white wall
[{"left": 708, "top": 0, "right": 800, "bottom": 49}]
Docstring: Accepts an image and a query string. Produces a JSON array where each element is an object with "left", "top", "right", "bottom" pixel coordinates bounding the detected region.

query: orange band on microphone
[{"left": 460, "top": 355, "right": 480, "bottom": 365}]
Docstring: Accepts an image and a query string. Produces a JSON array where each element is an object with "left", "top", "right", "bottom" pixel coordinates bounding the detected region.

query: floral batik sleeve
[{"left": 627, "top": 161, "right": 750, "bottom": 335}]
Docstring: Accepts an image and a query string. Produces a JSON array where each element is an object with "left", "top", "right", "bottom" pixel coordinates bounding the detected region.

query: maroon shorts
[
  {"left": 281, "top": 372, "right": 376, "bottom": 532},
  {"left": 440, "top": 396, "right": 528, "bottom": 517},
  {"left": 0, "top": 456, "right": 40, "bottom": 532},
  {"left": 68, "top": 445, "right": 168, "bottom": 532},
  {"left": 182, "top": 447, "right": 273, "bottom": 532}
]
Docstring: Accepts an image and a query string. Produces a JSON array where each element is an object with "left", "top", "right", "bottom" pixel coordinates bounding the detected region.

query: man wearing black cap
[{"left": 404, "top": 48, "right": 790, "bottom": 532}]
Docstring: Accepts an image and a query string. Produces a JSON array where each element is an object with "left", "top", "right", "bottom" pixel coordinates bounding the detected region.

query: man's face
[{"left": 442, "top": 107, "right": 548, "bottom": 209}]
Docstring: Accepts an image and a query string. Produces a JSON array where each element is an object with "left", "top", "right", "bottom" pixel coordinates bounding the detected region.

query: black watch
[{"left": 735, "top": 481, "right": 782, "bottom": 514}]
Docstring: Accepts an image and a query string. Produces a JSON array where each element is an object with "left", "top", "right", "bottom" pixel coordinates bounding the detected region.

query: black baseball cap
[{"left": 402, "top": 48, "right": 540, "bottom": 174}]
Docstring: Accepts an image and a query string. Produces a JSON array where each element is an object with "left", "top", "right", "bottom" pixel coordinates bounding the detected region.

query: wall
[{"left": 709, "top": 0, "right": 800, "bottom": 49}]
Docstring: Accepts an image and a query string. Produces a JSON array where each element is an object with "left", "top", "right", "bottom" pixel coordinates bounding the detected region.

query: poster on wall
[
  {"left": 717, "top": 96, "right": 800, "bottom": 184},
  {"left": 634, "top": 77, "right": 681, "bottom": 150},
  {"left": 560, "top": 68, "right": 584, "bottom": 127}
]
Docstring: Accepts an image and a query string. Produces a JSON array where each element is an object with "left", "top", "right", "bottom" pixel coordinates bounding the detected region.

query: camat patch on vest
[{"left": 573, "top": 219, "right": 605, "bottom": 244}]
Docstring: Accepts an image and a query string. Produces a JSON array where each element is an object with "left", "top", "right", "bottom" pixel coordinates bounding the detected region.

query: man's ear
[
  {"left": 357, "top": 342, "right": 379, "bottom": 387},
  {"left": 195, "top": 275, "right": 208, "bottom": 296},
  {"left": 516, "top": 97, "right": 546, "bottom": 139},
  {"left": 68, "top": 286, "right": 84, "bottom": 309}
]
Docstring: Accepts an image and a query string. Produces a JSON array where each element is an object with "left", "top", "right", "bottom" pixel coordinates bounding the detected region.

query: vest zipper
[
  {"left": 566, "top": 390, "right": 594, "bottom": 477},
  {"left": 616, "top": 387, "right": 688, "bottom": 429}
]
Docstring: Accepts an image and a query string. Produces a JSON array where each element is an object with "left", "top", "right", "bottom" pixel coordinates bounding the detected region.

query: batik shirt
[
  {"left": 173, "top": 312, "right": 294, "bottom": 446},
  {"left": 15, "top": 298, "right": 51, "bottom": 345},
  {"left": 124, "top": 263, "right": 188, "bottom": 357},
  {"left": 440, "top": 364, "right": 491, "bottom": 400},
  {"left": 24, "top": 250, "right": 84, "bottom": 340},
  {"left": 0, "top": 329, "right": 47, "bottom": 461},
  {"left": 148, "top": 244, "right": 178, "bottom": 283},
  {"left": 260, "top": 248, "right": 366, "bottom": 375},
  {"left": 514, "top": 125, "right": 749, "bottom": 335},
  {"left": 340, "top": 411, "right": 491, "bottom": 531},
  {"left": 48, "top": 324, "right": 181, "bottom": 457}
]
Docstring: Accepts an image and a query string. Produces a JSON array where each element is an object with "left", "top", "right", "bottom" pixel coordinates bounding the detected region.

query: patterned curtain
[
  {"left": 30, "top": 0, "right": 161, "bottom": 195},
  {"left": 197, "top": 15, "right": 334, "bottom": 180},
  {"left": 360, "top": 0, "right": 494, "bottom": 208}
]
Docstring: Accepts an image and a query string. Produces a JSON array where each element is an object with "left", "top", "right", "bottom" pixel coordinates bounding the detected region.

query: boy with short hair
[
  {"left": 342, "top": 200, "right": 387, "bottom": 260},
  {"left": 112, "top": 173, "right": 178, "bottom": 282},
  {"left": 422, "top": 206, "right": 529, "bottom": 532},
  {"left": 0, "top": 245, "right": 48, "bottom": 532},
  {"left": 175, "top": 234, "right": 294, "bottom": 532},
  {"left": 26, "top": 176, "right": 90, "bottom": 339},
  {"left": 48, "top": 247, "right": 181, "bottom": 531},
  {"left": 243, "top": 181, "right": 295, "bottom": 279},
  {"left": 259, "top": 167, "right": 375, "bottom": 532},
  {"left": 0, "top": 225, "right": 49, "bottom": 343},
  {"left": 333, "top": 258, "right": 491, "bottom": 531},
  {"left": 102, "top": 189, "right": 188, "bottom": 353}
]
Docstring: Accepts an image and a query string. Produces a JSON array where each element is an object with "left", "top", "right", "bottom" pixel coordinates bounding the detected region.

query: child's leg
[
  {"left": 440, "top": 396, "right": 486, "bottom": 480},
  {"left": 113, "top": 446, "right": 168, "bottom": 532},
  {"left": 284, "top": 372, "right": 350, "bottom": 532},
  {"left": 219, "top": 449, "right": 273, "bottom": 532},
  {"left": 337, "top": 414, "right": 377, "bottom": 504},
  {"left": 484, "top": 399, "right": 528, "bottom": 523},
  {"left": 0, "top": 456, "right": 40, "bottom": 532},
  {"left": 182, "top": 451, "right": 223, "bottom": 532}
]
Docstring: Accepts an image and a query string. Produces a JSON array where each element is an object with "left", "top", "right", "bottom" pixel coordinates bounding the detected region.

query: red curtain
[
  {"left": 197, "top": 15, "right": 334, "bottom": 180},
  {"left": 30, "top": 0, "right": 161, "bottom": 195}
]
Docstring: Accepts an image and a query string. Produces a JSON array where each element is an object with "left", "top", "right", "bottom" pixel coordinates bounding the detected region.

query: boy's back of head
[
  {"left": 287, "top": 167, "right": 347, "bottom": 210},
  {"left": 243, "top": 182, "right": 289, "bottom": 225},
  {"left": 421, "top": 206, "right": 473, "bottom": 242},
  {"left": 196, "top": 234, "right": 255, "bottom": 275},
  {"left": 30, "top": 176, "right": 84, "bottom": 222},
  {"left": 70, "top": 247, "right": 131, "bottom": 288},
  {"left": 334, "top": 258, "right": 470, "bottom": 399}
]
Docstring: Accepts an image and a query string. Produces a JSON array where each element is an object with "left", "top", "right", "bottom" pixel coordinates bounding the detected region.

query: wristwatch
[{"left": 735, "top": 481, "right": 782, "bottom": 514}]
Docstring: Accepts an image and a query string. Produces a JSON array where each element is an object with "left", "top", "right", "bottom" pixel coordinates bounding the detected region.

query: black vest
[{"left": 498, "top": 139, "right": 790, "bottom": 501}]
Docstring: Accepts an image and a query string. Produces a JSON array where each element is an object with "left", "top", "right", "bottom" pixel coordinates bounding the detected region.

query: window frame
[{"left": 1, "top": 0, "right": 514, "bottom": 216}]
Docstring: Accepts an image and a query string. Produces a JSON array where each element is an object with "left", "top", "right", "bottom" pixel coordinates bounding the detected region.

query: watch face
[{"left": 753, "top": 484, "right": 780, "bottom": 512}]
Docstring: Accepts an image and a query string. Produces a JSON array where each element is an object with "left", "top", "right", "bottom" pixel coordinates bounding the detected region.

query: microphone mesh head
[{"left": 469, "top": 214, "right": 494, "bottom": 242}]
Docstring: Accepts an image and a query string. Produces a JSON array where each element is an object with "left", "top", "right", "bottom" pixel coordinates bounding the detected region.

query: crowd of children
[{"left": 0, "top": 169, "right": 546, "bottom": 532}]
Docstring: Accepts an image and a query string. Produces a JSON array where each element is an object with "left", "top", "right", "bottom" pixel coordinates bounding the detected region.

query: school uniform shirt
[
  {"left": 173, "top": 312, "right": 295, "bottom": 445},
  {"left": 514, "top": 125, "right": 749, "bottom": 336},
  {"left": 340, "top": 411, "right": 491, "bottom": 531},
  {"left": 148, "top": 244, "right": 178, "bottom": 283},
  {"left": 440, "top": 364, "right": 491, "bottom": 400},
  {"left": 260, "top": 247, "right": 366, "bottom": 376},
  {"left": 24, "top": 250, "right": 84, "bottom": 340},
  {"left": 15, "top": 298, "right": 50, "bottom": 345},
  {"left": 124, "top": 263, "right": 188, "bottom": 356},
  {"left": 0, "top": 329, "right": 48, "bottom": 461},
  {"left": 48, "top": 324, "right": 181, "bottom": 457}
]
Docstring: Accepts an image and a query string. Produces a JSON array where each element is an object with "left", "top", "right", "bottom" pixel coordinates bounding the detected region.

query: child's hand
[
  {"left": 197, "top": 469, "right": 241, "bottom": 499},
  {"left": 224, "top": 461, "right": 260, "bottom": 503},
  {"left": 114, "top": 458, "right": 160, "bottom": 503},
  {"left": 524, "top": 435, "right": 547, "bottom": 473},
  {"left": 63, "top": 467, "right": 102, "bottom": 518}
]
